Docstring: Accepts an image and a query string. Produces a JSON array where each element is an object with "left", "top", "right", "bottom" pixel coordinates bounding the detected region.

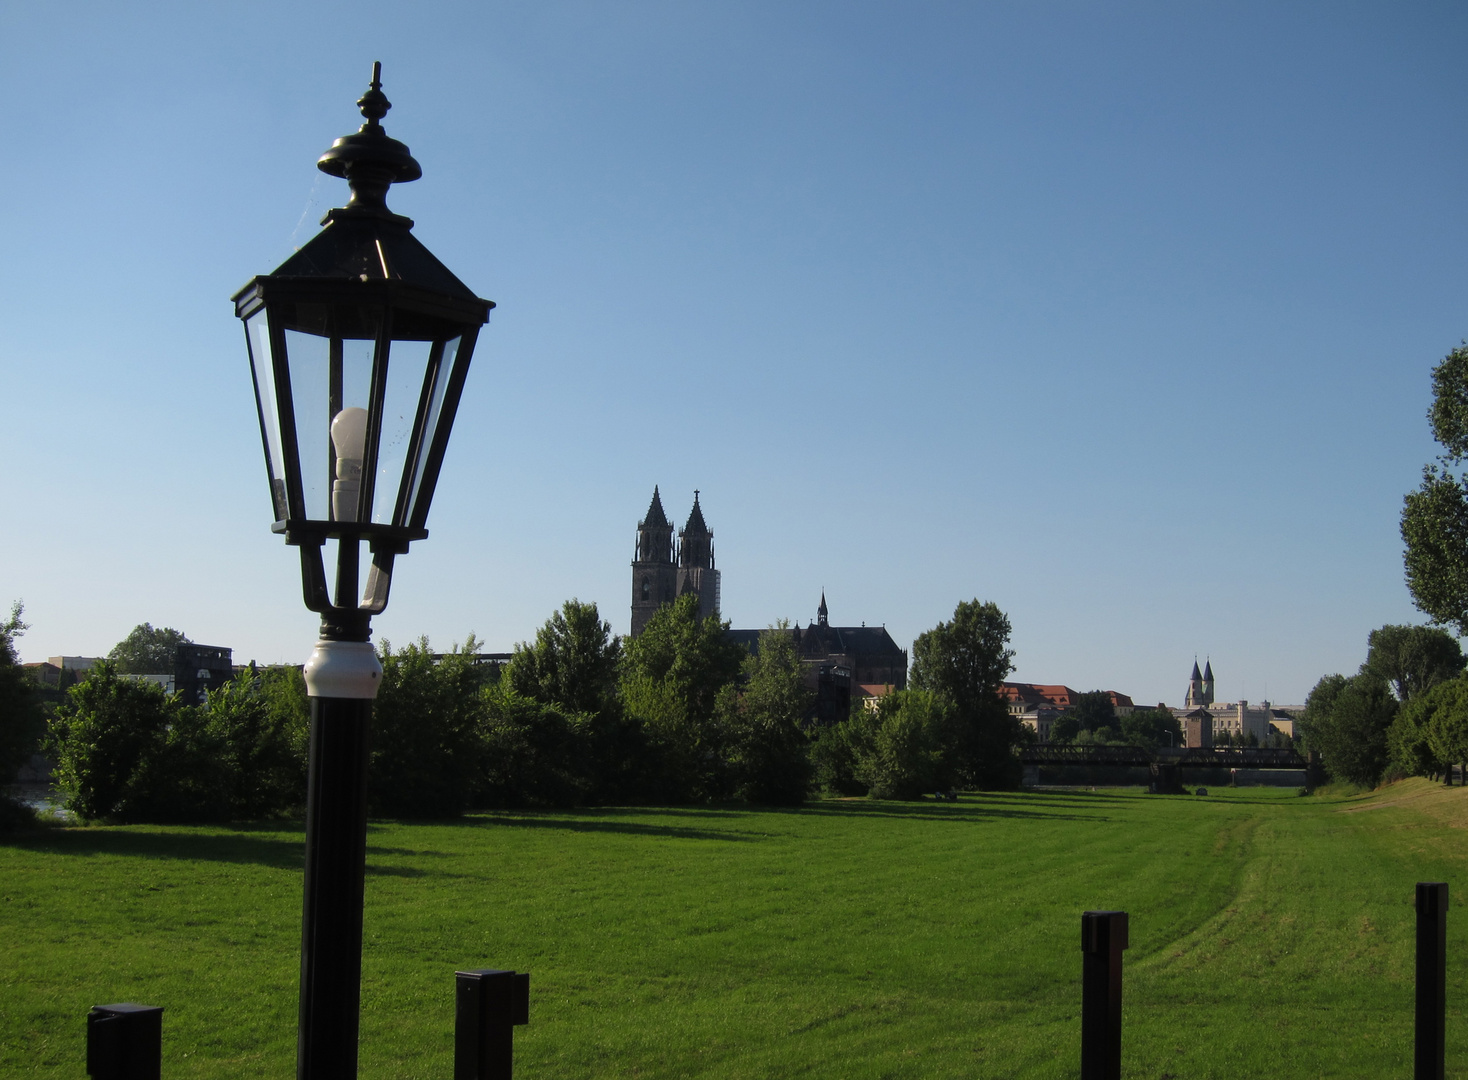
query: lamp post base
[{"left": 298, "top": 693, "right": 373, "bottom": 1080}]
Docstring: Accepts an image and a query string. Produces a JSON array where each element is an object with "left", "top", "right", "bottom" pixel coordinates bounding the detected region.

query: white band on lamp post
[{"left": 303, "top": 639, "right": 383, "bottom": 700}]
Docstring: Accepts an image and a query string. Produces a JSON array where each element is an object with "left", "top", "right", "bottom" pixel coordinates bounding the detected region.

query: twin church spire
[
  {"left": 631, "top": 487, "right": 720, "bottom": 636},
  {"left": 1185, "top": 658, "right": 1215, "bottom": 708}
]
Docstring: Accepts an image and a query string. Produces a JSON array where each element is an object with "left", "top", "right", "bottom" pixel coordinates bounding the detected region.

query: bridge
[
  {"left": 1018, "top": 744, "right": 1318, "bottom": 790},
  {"left": 1019, "top": 745, "right": 1307, "bottom": 769}
]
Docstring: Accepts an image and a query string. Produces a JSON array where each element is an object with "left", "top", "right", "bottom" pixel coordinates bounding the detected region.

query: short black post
[
  {"left": 86, "top": 1003, "right": 163, "bottom": 1080},
  {"left": 1416, "top": 882, "right": 1449, "bottom": 1080},
  {"left": 1081, "top": 911, "right": 1128, "bottom": 1080},
  {"left": 455, "top": 969, "right": 530, "bottom": 1080}
]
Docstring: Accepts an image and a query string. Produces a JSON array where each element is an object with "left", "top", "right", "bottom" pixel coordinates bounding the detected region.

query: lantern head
[{"left": 234, "top": 64, "right": 493, "bottom": 639}]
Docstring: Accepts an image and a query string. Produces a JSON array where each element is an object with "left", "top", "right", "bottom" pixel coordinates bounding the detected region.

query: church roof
[
  {"left": 1203, "top": 660, "right": 1214, "bottom": 681},
  {"left": 642, "top": 486, "right": 669, "bottom": 528},
  {"left": 683, "top": 492, "right": 709, "bottom": 535},
  {"left": 796, "top": 622, "right": 904, "bottom": 659},
  {"left": 1191, "top": 660, "right": 1203, "bottom": 681}
]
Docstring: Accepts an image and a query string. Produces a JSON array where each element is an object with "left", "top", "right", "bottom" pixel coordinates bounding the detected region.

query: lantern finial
[
  {"left": 317, "top": 62, "right": 422, "bottom": 217},
  {"left": 357, "top": 62, "right": 391, "bottom": 127}
]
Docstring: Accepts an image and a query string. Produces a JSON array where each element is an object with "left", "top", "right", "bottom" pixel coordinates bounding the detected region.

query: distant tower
[
  {"left": 1202, "top": 659, "right": 1215, "bottom": 707},
  {"left": 631, "top": 486, "right": 677, "bottom": 637},
  {"left": 675, "top": 490, "right": 720, "bottom": 621},
  {"left": 1185, "top": 659, "right": 1204, "bottom": 708},
  {"left": 817, "top": 591, "right": 829, "bottom": 627}
]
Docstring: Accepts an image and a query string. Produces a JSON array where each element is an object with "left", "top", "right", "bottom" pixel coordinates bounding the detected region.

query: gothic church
[{"left": 630, "top": 487, "right": 721, "bottom": 637}]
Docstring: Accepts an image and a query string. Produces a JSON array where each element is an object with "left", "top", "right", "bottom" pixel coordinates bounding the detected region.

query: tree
[
  {"left": 1298, "top": 673, "right": 1350, "bottom": 756},
  {"left": 828, "top": 690, "right": 959, "bottom": 800},
  {"left": 203, "top": 668, "right": 309, "bottom": 818},
  {"left": 621, "top": 595, "right": 746, "bottom": 802},
  {"left": 476, "top": 686, "right": 587, "bottom": 808},
  {"left": 504, "top": 600, "right": 622, "bottom": 717},
  {"left": 1063, "top": 691, "right": 1121, "bottom": 741},
  {"left": 370, "top": 637, "right": 489, "bottom": 818},
  {"left": 1048, "top": 712, "right": 1080, "bottom": 745},
  {"left": 1361, "top": 624, "right": 1465, "bottom": 702},
  {"left": 1121, "top": 707, "right": 1183, "bottom": 748},
  {"left": 1403, "top": 344, "right": 1468, "bottom": 636},
  {"left": 107, "top": 623, "right": 192, "bottom": 674},
  {"left": 910, "top": 600, "right": 1023, "bottom": 788},
  {"left": 1389, "top": 678, "right": 1457, "bottom": 780},
  {"left": 48, "top": 662, "right": 228, "bottom": 822},
  {"left": 1301, "top": 673, "right": 1398, "bottom": 787},
  {"left": 0, "top": 602, "right": 42, "bottom": 791},
  {"left": 1422, "top": 676, "right": 1468, "bottom": 784},
  {"left": 725, "top": 625, "right": 813, "bottom": 805}
]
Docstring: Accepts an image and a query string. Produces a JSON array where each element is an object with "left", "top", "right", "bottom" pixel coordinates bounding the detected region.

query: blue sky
[{"left": 3, "top": 1, "right": 1464, "bottom": 706}]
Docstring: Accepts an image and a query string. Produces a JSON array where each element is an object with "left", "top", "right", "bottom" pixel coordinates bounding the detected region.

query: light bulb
[{"left": 331, "top": 407, "right": 368, "bottom": 520}]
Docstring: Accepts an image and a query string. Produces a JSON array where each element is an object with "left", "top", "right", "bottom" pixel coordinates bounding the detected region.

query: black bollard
[
  {"left": 455, "top": 969, "right": 530, "bottom": 1080},
  {"left": 1081, "top": 911, "right": 1128, "bottom": 1080},
  {"left": 86, "top": 1003, "right": 163, "bottom": 1080},
  {"left": 1416, "top": 882, "right": 1449, "bottom": 1080}
]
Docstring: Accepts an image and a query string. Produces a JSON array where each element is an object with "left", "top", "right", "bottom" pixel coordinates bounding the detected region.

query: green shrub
[
  {"left": 370, "top": 639, "right": 487, "bottom": 818},
  {"left": 48, "top": 664, "right": 227, "bottom": 823}
]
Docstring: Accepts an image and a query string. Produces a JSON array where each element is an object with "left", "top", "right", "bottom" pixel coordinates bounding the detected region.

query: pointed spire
[
  {"left": 1191, "top": 659, "right": 1202, "bottom": 681},
  {"left": 818, "top": 591, "right": 829, "bottom": 626},
  {"left": 643, "top": 485, "right": 668, "bottom": 527},
  {"left": 1203, "top": 659, "right": 1214, "bottom": 682},
  {"left": 684, "top": 490, "right": 709, "bottom": 534}
]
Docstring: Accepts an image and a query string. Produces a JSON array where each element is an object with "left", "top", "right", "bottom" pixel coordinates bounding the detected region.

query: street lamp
[{"left": 233, "top": 64, "right": 493, "bottom": 1080}]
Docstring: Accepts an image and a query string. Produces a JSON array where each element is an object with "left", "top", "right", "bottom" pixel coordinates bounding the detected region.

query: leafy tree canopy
[
  {"left": 0, "top": 601, "right": 42, "bottom": 785},
  {"left": 1402, "top": 344, "right": 1468, "bottom": 636},
  {"left": 1064, "top": 691, "right": 1119, "bottom": 737},
  {"left": 1360, "top": 623, "right": 1465, "bottom": 702},
  {"left": 910, "top": 599, "right": 1023, "bottom": 789},
  {"left": 622, "top": 594, "right": 745, "bottom": 725},
  {"left": 505, "top": 599, "right": 622, "bottom": 718},
  {"left": 107, "top": 623, "right": 191, "bottom": 674},
  {"left": 909, "top": 600, "right": 1015, "bottom": 711},
  {"left": 1301, "top": 673, "right": 1398, "bottom": 787},
  {"left": 1121, "top": 707, "right": 1183, "bottom": 748}
]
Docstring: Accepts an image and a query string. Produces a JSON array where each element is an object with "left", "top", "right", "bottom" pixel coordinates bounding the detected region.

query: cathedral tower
[
  {"left": 675, "top": 491, "right": 720, "bottom": 621},
  {"left": 1202, "top": 659, "right": 1215, "bottom": 707},
  {"left": 631, "top": 486, "right": 677, "bottom": 637}
]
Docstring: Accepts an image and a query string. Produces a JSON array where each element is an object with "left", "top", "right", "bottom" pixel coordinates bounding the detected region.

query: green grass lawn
[{"left": 4, "top": 780, "right": 1467, "bottom": 1079}]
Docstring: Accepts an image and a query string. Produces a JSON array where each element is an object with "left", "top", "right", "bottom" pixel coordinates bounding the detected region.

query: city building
[
  {"left": 1002, "top": 683, "right": 1136, "bottom": 742},
  {"left": 1172, "top": 659, "right": 1292, "bottom": 743}
]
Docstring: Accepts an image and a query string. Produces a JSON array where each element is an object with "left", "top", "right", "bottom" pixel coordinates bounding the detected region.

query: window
[{"left": 641, "top": 576, "right": 650, "bottom": 601}]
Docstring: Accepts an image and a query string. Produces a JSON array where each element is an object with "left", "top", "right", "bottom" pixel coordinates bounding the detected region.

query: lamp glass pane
[
  {"left": 405, "top": 336, "right": 460, "bottom": 523},
  {"left": 371, "top": 338, "right": 433, "bottom": 526},
  {"left": 285, "top": 330, "right": 331, "bottom": 521},
  {"left": 245, "top": 311, "right": 289, "bottom": 520}
]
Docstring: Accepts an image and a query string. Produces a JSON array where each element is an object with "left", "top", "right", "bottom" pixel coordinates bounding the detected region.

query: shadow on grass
[
  {"left": 461, "top": 814, "right": 765, "bottom": 843},
  {"left": 3, "top": 824, "right": 306, "bottom": 869},
  {"left": 798, "top": 799, "right": 1105, "bottom": 824},
  {"left": 3, "top": 825, "right": 476, "bottom": 876}
]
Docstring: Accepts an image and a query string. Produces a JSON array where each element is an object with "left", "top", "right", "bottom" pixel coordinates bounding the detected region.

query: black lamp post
[{"left": 233, "top": 64, "right": 493, "bottom": 1080}]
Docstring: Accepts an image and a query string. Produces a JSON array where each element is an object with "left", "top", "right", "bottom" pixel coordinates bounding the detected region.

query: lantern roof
[{"left": 235, "top": 63, "right": 491, "bottom": 322}]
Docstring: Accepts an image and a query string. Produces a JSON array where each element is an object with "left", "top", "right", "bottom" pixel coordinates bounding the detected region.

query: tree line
[
  {"left": 1294, "top": 341, "right": 1468, "bottom": 789},
  {"left": 1300, "top": 623, "right": 1468, "bottom": 788},
  {"left": 8, "top": 596, "right": 1028, "bottom": 824}
]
